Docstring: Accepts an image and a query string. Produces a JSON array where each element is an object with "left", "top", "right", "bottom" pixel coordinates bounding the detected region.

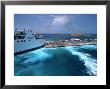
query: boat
[{"left": 14, "top": 29, "right": 45, "bottom": 55}]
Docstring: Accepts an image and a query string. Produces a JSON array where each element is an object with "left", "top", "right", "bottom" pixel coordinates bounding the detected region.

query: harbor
[
  {"left": 44, "top": 38, "right": 97, "bottom": 48},
  {"left": 14, "top": 14, "right": 97, "bottom": 76}
]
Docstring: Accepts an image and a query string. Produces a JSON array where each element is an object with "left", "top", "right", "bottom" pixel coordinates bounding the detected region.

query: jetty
[{"left": 44, "top": 38, "right": 97, "bottom": 48}]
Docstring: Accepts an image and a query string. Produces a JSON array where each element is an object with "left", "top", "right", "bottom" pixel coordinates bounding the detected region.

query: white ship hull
[{"left": 14, "top": 39, "right": 45, "bottom": 55}]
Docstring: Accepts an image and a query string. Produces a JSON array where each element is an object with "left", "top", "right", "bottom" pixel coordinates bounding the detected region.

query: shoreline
[
  {"left": 44, "top": 40, "right": 97, "bottom": 48},
  {"left": 44, "top": 44, "right": 97, "bottom": 49}
]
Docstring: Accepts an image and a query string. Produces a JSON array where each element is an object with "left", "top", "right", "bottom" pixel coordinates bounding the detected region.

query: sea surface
[
  {"left": 43, "top": 34, "right": 96, "bottom": 41},
  {"left": 14, "top": 34, "right": 97, "bottom": 76}
]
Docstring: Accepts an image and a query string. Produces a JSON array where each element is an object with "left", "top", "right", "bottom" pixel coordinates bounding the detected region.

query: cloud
[{"left": 52, "top": 15, "right": 70, "bottom": 25}]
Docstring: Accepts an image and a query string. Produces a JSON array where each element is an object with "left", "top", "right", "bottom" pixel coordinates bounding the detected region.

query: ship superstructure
[{"left": 14, "top": 29, "right": 45, "bottom": 55}]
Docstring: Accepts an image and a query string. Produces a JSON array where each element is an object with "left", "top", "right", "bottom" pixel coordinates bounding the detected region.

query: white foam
[{"left": 65, "top": 46, "right": 97, "bottom": 75}]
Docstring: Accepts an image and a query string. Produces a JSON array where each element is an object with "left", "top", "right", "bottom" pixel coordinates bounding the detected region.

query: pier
[{"left": 44, "top": 39, "right": 97, "bottom": 48}]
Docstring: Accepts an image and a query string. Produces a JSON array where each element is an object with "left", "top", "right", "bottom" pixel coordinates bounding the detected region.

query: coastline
[
  {"left": 45, "top": 40, "right": 97, "bottom": 48},
  {"left": 44, "top": 43, "right": 97, "bottom": 48}
]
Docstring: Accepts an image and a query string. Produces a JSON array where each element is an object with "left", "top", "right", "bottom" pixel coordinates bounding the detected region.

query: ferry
[{"left": 14, "top": 29, "right": 45, "bottom": 55}]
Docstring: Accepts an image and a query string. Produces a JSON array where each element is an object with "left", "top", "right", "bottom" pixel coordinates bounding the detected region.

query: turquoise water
[{"left": 14, "top": 45, "right": 97, "bottom": 76}]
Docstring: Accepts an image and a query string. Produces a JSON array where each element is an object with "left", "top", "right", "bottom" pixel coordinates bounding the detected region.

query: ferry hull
[
  {"left": 14, "top": 39, "right": 45, "bottom": 55},
  {"left": 14, "top": 44, "right": 45, "bottom": 55}
]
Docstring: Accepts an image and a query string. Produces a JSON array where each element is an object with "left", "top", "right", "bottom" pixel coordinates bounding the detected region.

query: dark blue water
[
  {"left": 42, "top": 34, "right": 96, "bottom": 41},
  {"left": 14, "top": 44, "right": 97, "bottom": 76}
]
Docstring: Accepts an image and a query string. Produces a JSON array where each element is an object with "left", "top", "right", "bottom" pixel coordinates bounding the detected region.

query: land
[{"left": 44, "top": 39, "right": 97, "bottom": 48}]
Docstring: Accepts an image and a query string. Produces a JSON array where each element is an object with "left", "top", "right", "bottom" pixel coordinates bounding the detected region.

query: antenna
[{"left": 15, "top": 28, "right": 17, "bottom": 32}]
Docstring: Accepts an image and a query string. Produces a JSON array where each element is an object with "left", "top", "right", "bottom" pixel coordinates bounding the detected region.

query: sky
[{"left": 14, "top": 14, "right": 97, "bottom": 34}]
